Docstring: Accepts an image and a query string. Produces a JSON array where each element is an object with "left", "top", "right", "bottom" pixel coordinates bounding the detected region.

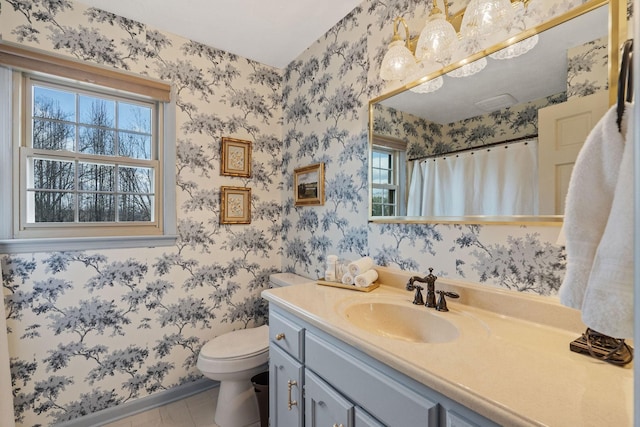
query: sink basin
[{"left": 342, "top": 302, "right": 459, "bottom": 343}]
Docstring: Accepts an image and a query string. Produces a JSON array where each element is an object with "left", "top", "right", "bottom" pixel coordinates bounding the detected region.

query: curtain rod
[{"left": 414, "top": 134, "right": 538, "bottom": 162}]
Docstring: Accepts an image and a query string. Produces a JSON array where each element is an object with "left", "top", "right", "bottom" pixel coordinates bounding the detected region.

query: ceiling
[{"left": 76, "top": 0, "right": 362, "bottom": 69}]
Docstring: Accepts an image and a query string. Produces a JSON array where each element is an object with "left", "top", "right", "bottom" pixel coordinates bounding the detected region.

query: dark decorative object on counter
[{"left": 569, "top": 328, "right": 633, "bottom": 366}]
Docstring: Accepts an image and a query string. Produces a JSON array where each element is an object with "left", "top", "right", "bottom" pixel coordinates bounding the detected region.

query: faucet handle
[
  {"left": 435, "top": 291, "right": 459, "bottom": 312},
  {"left": 411, "top": 285, "right": 424, "bottom": 305}
]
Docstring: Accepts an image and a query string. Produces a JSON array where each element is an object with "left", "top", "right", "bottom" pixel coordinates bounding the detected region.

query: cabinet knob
[
  {"left": 287, "top": 380, "right": 298, "bottom": 410},
  {"left": 276, "top": 333, "right": 285, "bottom": 340},
  {"left": 333, "top": 424, "right": 344, "bottom": 427}
]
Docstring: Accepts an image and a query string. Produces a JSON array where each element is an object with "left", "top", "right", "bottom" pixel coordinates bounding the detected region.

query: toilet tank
[{"left": 269, "top": 272, "right": 315, "bottom": 288}]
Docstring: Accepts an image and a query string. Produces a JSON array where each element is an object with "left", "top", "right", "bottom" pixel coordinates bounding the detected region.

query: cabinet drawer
[
  {"left": 306, "top": 333, "right": 438, "bottom": 426},
  {"left": 270, "top": 311, "right": 305, "bottom": 361}
]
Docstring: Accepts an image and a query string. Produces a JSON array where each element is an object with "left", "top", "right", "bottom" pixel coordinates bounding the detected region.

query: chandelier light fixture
[
  {"left": 459, "top": 0, "right": 515, "bottom": 48},
  {"left": 410, "top": 75, "right": 444, "bottom": 94},
  {"left": 447, "top": 57, "right": 488, "bottom": 78},
  {"left": 379, "top": 17, "right": 419, "bottom": 81},
  {"left": 489, "top": 0, "right": 538, "bottom": 59},
  {"left": 415, "top": 0, "right": 460, "bottom": 65},
  {"left": 379, "top": 0, "right": 536, "bottom": 82}
]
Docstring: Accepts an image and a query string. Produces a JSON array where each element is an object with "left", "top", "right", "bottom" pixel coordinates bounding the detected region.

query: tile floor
[{"left": 102, "top": 387, "right": 250, "bottom": 427}]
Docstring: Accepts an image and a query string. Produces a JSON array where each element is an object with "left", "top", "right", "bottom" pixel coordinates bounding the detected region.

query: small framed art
[
  {"left": 220, "top": 186, "right": 251, "bottom": 224},
  {"left": 294, "top": 163, "right": 324, "bottom": 206},
  {"left": 221, "top": 137, "right": 252, "bottom": 177}
]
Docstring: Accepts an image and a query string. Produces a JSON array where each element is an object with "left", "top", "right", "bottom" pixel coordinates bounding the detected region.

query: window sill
[{"left": 0, "top": 234, "right": 178, "bottom": 254}]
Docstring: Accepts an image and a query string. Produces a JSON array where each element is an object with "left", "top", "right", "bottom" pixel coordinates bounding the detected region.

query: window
[
  {"left": 370, "top": 135, "right": 407, "bottom": 217},
  {"left": 23, "top": 78, "right": 159, "bottom": 231},
  {"left": 0, "top": 42, "right": 176, "bottom": 253}
]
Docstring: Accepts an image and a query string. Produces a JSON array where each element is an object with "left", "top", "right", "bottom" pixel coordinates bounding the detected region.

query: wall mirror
[{"left": 369, "top": 0, "right": 618, "bottom": 225}]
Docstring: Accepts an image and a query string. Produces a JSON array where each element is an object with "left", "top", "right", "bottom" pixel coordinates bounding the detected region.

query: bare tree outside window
[{"left": 28, "top": 83, "right": 155, "bottom": 224}]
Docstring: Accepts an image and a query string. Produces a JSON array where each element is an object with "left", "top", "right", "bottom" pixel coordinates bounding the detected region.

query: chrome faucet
[{"left": 406, "top": 268, "right": 459, "bottom": 311}]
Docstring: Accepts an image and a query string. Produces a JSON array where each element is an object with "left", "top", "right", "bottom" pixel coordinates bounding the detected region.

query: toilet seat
[{"left": 197, "top": 325, "right": 269, "bottom": 373}]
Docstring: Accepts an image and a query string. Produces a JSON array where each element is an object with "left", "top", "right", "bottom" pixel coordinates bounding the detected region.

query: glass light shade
[
  {"left": 460, "top": 0, "right": 514, "bottom": 40},
  {"left": 489, "top": 34, "right": 539, "bottom": 60},
  {"left": 380, "top": 40, "right": 419, "bottom": 81},
  {"left": 447, "top": 57, "right": 487, "bottom": 78},
  {"left": 415, "top": 14, "right": 460, "bottom": 64},
  {"left": 409, "top": 76, "right": 444, "bottom": 94}
]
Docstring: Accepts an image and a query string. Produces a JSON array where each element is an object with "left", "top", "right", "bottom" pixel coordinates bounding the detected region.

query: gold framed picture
[
  {"left": 294, "top": 163, "right": 324, "bottom": 206},
  {"left": 221, "top": 137, "right": 252, "bottom": 177},
  {"left": 220, "top": 186, "right": 251, "bottom": 224}
]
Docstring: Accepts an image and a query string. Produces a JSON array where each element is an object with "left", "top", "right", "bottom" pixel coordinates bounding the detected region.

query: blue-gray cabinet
[{"left": 268, "top": 307, "right": 498, "bottom": 427}]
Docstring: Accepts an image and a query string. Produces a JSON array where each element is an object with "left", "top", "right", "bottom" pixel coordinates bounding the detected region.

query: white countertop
[{"left": 262, "top": 275, "right": 633, "bottom": 427}]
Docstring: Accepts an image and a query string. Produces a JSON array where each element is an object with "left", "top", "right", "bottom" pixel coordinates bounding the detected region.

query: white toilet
[{"left": 196, "top": 272, "right": 314, "bottom": 427}]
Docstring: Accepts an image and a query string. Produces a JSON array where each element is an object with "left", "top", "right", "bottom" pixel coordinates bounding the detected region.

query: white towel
[
  {"left": 581, "top": 104, "right": 634, "bottom": 338},
  {"left": 354, "top": 269, "right": 378, "bottom": 288},
  {"left": 341, "top": 273, "right": 355, "bottom": 286},
  {"left": 558, "top": 105, "right": 625, "bottom": 310},
  {"left": 348, "top": 256, "right": 374, "bottom": 276}
]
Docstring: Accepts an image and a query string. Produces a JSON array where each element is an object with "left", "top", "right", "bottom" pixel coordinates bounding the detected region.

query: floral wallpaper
[
  {"left": 0, "top": 0, "right": 629, "bottom": 426},
  {"left": 373, "top": 95, "right": 554, "bottom": 159},
  {"left": 2, "top": 0, "right": 281, "bottom": 425}
]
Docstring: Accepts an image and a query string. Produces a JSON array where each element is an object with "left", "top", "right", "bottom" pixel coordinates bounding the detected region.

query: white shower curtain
[{"left": 407, "top": 139, "right": 538, "bottom": 216}]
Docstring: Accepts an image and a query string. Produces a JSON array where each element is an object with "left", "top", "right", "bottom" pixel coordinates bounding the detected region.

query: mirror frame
[{"left": 368, "top": 0, "right": 624, "bottom": 226}]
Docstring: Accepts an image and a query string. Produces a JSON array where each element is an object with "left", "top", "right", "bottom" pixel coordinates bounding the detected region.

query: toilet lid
[{"left": 200, "top": 325, "right": 269, "bottom": 360}]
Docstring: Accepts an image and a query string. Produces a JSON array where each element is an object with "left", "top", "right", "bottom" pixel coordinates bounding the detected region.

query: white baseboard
[{"left": 56, "top": 378, "right": 218, "bottom": 427}]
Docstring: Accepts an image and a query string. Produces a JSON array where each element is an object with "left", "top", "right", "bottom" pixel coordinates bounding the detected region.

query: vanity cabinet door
[
  {"left": 305, "top": 333, "right": 438, "bottom": 426},
  {"left": 441, "top": 408, "right": 498, "bottom": 427},
  {"left": 270, "top": 345, "right": 304, "bottom": 427},
  {"left": 305, "top": 370, "right": 354, "bottom": 427},
  {"left": 355, "top": 408, "right": 385, "bottom": 427}
]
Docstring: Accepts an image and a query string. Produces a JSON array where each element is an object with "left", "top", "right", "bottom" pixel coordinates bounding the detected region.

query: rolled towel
[
  {"left": 348, "top": 256, "right": 374, "bottom": 276},
  {"left": 341, "top": 273, "right": 355, "bottom": 286},
  {"left": 354, "top": 269, "right": 378, "bottom": 288}
]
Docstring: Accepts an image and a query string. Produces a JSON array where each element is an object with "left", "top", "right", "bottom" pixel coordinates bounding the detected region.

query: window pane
[
  {"left": 78, "top": 126, "right": 115, "bottom": 155},
  {"left": 119, "top": 102, "right": 151, "bottom": 133},
  {"left": 382, "top": 153, "right": 392, "bottom": 168},
  {"left": 372, "top": 188, "right": 383, "bottom": 206},
  {"left": 33, "top": 158, "right": 75, "bottom": 190},
  {"left": 79, "top": 193, "right": 115, "bottom": 222},
  {"left": 383, "top": 205, "right": 396, "bottom": 216},
  {"left": 371, "top": 168, "right": 382, "bottom": 184},
  {"left": 385, "top": 189, "right": 395, "bottom": 204},
  {"left": 33, "top": 86, "right": 75, "bottom": 121},
  {"left": 119, "top": 166, "right": 153, "bottom": 193},
  {"left": 78, "top": 163, "right": 115, "bottom": 191},
  {"left": 118, "top": 132, "right": 151, "bottom": 159},
  {"left": 119, "top": 194, "right": 152, "bottom": 222},
  {"left": 79, "top": 95, "right": 114, "bottom": 127},
  {"left": 31, "top": 191, "right": 74, "bottom": 222},
  {"left": 32, "top": 119, "right": 75, "bottom": 151},
  {"left": 372, "top": 151, "right": 382, "bottom": 169}
]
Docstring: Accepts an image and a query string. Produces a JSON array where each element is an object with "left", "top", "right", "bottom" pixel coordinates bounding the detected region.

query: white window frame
[
  {"left": 0, "top": 44, "right": 177, "bottom": 254},
  {"left": 371, "top": 134, "right": 407, "bottom": 217}
]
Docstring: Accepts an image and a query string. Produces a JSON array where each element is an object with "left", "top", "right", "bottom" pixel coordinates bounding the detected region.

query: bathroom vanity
[{"left": 262, "top": 267, "right": 633, "bottom": 427}]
